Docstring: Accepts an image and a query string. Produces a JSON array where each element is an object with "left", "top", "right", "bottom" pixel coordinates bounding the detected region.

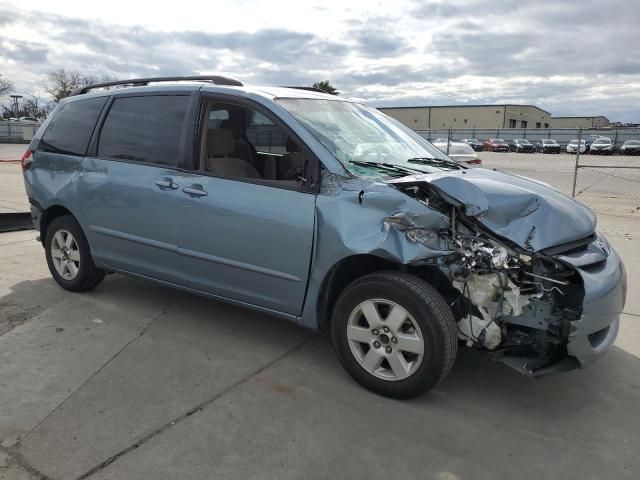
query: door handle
[
  {"left": 155, "top": 178, "right": 178, "bottom": 190},
  {"left": 182, "top": 186, "right": 208, "bottom": 197}
]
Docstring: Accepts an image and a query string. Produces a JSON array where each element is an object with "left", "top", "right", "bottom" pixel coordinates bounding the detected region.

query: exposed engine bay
[{"left": 391, "top": 180, "right": 587, "bottom": 375}]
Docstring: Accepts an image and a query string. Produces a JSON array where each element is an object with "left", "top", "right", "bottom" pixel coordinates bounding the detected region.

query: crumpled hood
[{"left": 389, "top": 168, "right": 596, "bottom": 251}]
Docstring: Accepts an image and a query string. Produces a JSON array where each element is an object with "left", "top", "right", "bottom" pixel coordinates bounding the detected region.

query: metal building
[
  {"left": 549, "top": 116, "right": 610, "bottom": 128},
  {"left": 379, "top": 104, "right": 552, "bottom": 130}
]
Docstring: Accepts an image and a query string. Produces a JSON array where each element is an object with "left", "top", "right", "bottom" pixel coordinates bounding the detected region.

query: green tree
[
  {"left": 312, "top": 80, "right": 339, "bottom": 95},
  {"left": 45, "top": 68, "right": 119, "bottom": 103}
]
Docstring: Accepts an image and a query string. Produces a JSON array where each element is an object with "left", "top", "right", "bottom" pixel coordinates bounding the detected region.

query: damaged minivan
[{"left": 23, "top": 76, "right": 627, "bottom": 398}]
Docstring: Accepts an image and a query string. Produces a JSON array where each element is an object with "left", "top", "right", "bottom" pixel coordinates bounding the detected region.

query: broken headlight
[{"left": 452, "top": 233, "right": 520, "bottom": 271}]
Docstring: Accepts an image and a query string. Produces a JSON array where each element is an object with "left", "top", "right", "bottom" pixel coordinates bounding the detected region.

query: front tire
[
  {"left": 45, "top": 215, "right": 105, "bottom": 292},
  {"left": 331, "top": 271, "right": 457, "bottom": 399}
]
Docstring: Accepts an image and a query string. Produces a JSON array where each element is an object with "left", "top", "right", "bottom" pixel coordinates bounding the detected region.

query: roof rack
[
  {"left": 70, "top": 75, "right": 243, "bottom": 96},
  {"left": 281, "top": 86, "right": 328, "bottom": 94}
]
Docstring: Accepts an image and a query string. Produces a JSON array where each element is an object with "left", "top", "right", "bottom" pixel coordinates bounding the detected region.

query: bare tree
[
  {"left": 45, "top": 68, "right": 118, "bottom": 102},
  {"left": 0, "top": 74, "right": 14, "bottom": 96}
]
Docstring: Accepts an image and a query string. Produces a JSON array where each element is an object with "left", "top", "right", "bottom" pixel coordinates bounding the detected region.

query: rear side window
[
  {"left": 40, "top": 97, "right": 108, "bottom": 156},
  {"left": 98, "top": 95, "right": 189, "bottom": 166}
]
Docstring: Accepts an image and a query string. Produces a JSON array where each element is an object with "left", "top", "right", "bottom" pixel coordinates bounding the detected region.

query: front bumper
[
  {"left": 495, "top": 240, "right": 626, "bottom": 377},
  {"left": 564, "top": 246, "right": 627, "bottom": 366}
]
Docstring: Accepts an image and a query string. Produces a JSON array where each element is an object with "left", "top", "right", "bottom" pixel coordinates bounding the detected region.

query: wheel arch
[
  {"left": 40, "top": 205, "right": 76, "bottom": 243},
  {"left": 315, "top": 254, "right": 457, "bottom": 330}
]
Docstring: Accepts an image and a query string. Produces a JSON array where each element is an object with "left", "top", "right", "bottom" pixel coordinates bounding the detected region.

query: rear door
[
  {"left": 174, "top": 95, "right": 318, "bottom": 316},
  {"left": 77, "top": 92, "right": 197, "bottom": 282}
]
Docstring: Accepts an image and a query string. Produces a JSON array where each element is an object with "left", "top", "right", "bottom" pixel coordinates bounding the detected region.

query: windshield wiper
[
  {"left": 406, "top": 157, "right": 461, "bottom": 170},
  {"left": 349, "top": 160, "right": 425, "bottom": 176}
]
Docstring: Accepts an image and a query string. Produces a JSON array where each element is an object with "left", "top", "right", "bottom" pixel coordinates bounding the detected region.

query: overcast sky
[{"left": 1, "top": 0, "right": 639, "bottom": 121}]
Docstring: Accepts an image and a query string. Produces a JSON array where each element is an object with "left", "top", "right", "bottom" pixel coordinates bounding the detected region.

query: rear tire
[
  {"left": 331, "top": 271, "right": 457, "bottom": 399},
  {"left": 45, "top": 215, "right": 105, "bottom": 292}
]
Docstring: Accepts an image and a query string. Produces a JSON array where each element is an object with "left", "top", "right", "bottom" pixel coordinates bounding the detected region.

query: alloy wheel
[
  {"left": 50, "top": 229, "right": 81, "bottom": 280},
  {"left": 346, "top": 298, "right": 424, "bottom": 381}
]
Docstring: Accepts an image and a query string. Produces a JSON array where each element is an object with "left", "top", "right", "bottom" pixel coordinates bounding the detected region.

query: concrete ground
[
  {"left": 0, "top": 217, "right": 638, "bottom": 480},
  {"left": 0, "top": 145, "right": 29, "bottom": 214},
  {"left": 0, "top": 143, "right": 639, "bottom": 479}
]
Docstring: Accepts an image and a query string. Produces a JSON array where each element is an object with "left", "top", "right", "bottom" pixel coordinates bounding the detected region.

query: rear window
[
  {"left": 98, "top": 95, "right": 189, "bottom": 166},
  {"left": 39, "top": 97, "right": 108, "bottom": 156}
]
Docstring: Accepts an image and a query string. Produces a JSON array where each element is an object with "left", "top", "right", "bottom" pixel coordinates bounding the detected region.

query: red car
[{"left": 483, "top": 138, "right": 509, "bottom": 152}]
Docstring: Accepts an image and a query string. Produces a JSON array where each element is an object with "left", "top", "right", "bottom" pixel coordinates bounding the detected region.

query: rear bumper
[{"left": 566, "top": 246, "right": 626, "bottom": 366}]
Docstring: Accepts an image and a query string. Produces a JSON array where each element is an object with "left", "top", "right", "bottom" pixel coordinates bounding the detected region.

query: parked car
[
  {"left": 19, "top": 116, "right": 38, "bottom": 123},
  {"left": 483, "top": 138, "right": 509, "bottom": 152},
  {"left": 620, "top": 140, "right": 640, "bottom": 155},
  {"left": 584, "top": 138, "right": 593, "bottom": 151},
  {"left": 22, "top": 76, "right": 626, "bottom": 399},
  {"left": 534, "top": 138, "right": 561, "bottom": 153},
  {"left": 590, "top": 137, "right": 613, "bottom": 155},
  {"left": 432, "top": 140, "right": 482, "bottom": 167},
  {"left": 566, "top": 139, "right": 587, "bottom": 154},
  {"left": 460, "top": 138, "right": 484, "bottom": 151},
  {"left": 506, "top": 138, "right": 535, "bottom": 153}
]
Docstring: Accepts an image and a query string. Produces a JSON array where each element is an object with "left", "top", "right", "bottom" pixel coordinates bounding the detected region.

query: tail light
[{"left": 21, "top": 150, "right": 33, "bottom": 171}]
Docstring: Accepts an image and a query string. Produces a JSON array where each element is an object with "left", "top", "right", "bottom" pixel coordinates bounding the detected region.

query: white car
[
  {"left": 620, "top": 140, "right": 640, "bottom": 155},
  {"left": 433, "top": 140, "right": 482, "bottom": 167},
  {"left": 566, "top": 139, "right": 587, "bottom": 154},
  {"left": 590, "top": 137, "right": 613, "bottom": 155}
]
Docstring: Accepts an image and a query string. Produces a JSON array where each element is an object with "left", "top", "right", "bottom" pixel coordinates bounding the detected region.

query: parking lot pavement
[
  {"left": 0, "top": 144, "right": 26, "bottom": 162},
  {"left": 0, "top": 215, "right": 638, "bottom": 480},
  {"left": 0, "top": 145, "right": 28, "bottom": 215},
  {"left": 0, "top": 163, "right": 29, "bottom": 214}
]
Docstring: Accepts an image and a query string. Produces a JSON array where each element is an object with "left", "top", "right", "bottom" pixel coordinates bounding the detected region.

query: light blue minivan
[{"left": 22, "top": 76, "right": 626, "bottom": 398}]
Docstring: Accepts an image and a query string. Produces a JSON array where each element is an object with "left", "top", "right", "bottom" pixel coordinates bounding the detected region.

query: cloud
[
  {"left": 0, "top": 0, "right": 639, "bottom": 121},
  {"left": 0, "top": 36, "right": 48, "bottom": 64}
]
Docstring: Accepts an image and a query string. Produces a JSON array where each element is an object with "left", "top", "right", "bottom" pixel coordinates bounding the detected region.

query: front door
[{"left": 174, "top": 98, "right": 317, "bottom": 316}]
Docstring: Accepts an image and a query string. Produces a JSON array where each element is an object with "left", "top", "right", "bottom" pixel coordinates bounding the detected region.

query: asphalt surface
[{"left": 0, "top": 143, "right": 639, "bottom": 479}]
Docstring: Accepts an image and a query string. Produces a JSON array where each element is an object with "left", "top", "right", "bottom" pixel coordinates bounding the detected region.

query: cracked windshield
[{"left": 277, "top": 98, "right": 459, "bottom": 179}]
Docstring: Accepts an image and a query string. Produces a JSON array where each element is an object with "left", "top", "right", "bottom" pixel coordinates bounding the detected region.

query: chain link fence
[
  {"left": 0, "top": 121, "right": 41, "bottom": 143},
  {"left": 415, "top": 127, "right": 640, "bottom": 147},
  {"left": 1, "top": 121, "right": 638, "bottom": 214},
  {"left": 414, "top": 127, "right": 640, "bottom": 215}
]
